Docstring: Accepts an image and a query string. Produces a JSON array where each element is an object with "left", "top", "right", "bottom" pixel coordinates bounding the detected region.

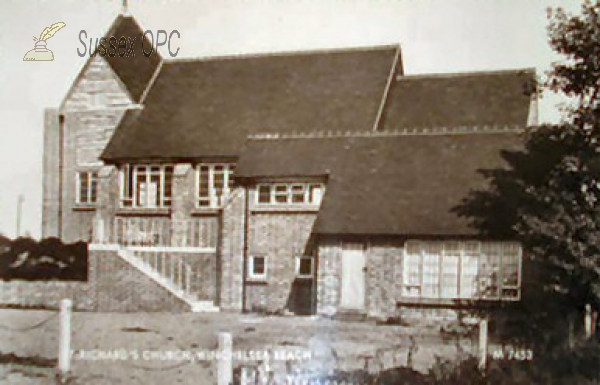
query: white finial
[{"left": 122, "top": 0, "right": 129, "bottom": 15}]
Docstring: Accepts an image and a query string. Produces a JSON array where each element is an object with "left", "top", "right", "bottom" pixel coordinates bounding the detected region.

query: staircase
[{"left": 116, "top": 247, "right": 219, "bottom": 312}]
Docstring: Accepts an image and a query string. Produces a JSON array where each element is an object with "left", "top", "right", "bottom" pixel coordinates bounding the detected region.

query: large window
[
  {"left": 256, "top": 183, "right": 324, "bottom": 205},
  {"left": 76, "top": 171, "right": 98, "bottom": 205},
  {"left": 196, "top": 164, "right": 235, "bottom": 208},
  {"left": 120, "top": 164, "right": 174, "bottom": 208},
  {"left": 402, "top": 241, "right": 521, "bottom": 301}
]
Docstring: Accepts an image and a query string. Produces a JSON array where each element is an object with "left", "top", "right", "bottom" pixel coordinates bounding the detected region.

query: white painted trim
[
  {"left": 139, "top": 60, "right": 164, "bottom": 104},
  {"left": 90, "top": 244, "right": 216, "bottom": 254},
  {"left": 248, "top": 255, "right": 267, "bottom": 281},
  {"left": 372, "top": 45, "right": 402, "bottom": 132},
  {"left": 254, "top": 182, "right": 324, "bottom": 206},
  {"left": 75, "top": 171, "right": 98, "bottom": 205},
  {"left": 195, "top": 163, "right": 235, "bottom": 208},
  {"left": 295, "top": 256, "right": 314, "bottom": 278},
  {"left": 89, "top": 244, "right": 119, "bottom": 251},
  {"left": 126, "top": 246, "right": 216, "bottom": 254},
  {"left": 115, "top": 247, "right": 212, "bottom": 310},
  {"left": 401, "top": 240, "right": 522, "bottom": 301},
  {"left": 120, "top": 164, "right": 174, "bottom": 208}
]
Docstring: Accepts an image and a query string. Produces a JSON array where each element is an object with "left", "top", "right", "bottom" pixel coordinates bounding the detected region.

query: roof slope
[
  {"left": 381, "top": 69, "right": 535, "bottom": 130},
  {"left": 236, "top": 130, "right": 525, "bottom": 236},
  {"left": 102, "top": 15, "right": 161, "bottom": 102},
  {"left": 101, "top": 46, "right": 399, "bottom": 161}
]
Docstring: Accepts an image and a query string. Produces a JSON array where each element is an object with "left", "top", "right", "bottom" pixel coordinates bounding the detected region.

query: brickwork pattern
[
  {"left": 366, "top": 243, "right": 403, "bottom": 319},
  {"left": 44, "top": 56, "right": 133, "bottom": 243},
  {"left": 316, "top": 242, "right": 342, "bottom": 316},
  {"left": 164, "top": 252, "right": 217, "bottom": 301},
  {"left": 245, "top": 284, "right": 268, "bottom": 312},
  {"left": 219, "top": 189, "right": 246, "bottom": 311},
  {"left": 247, "top": 211, "right": 317, "bottom": 313},
  {"left": 89, "top": 250, "right": 189, "bottom": 312},
  {"left": 42, "top": 109, "right": 61, "bottom": 238},
  {"left": 0, "top": 280, "right": 94, "bottom": 310},
  {"left": 317, "top": 241, "right": 403, "bottom": 319}
]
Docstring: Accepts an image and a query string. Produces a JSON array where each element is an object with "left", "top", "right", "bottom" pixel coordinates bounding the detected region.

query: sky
[{"left": 0, "top": 0, "right": 583, "bottom": 239}]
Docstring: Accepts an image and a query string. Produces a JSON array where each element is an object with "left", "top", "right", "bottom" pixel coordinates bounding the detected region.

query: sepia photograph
[{"left": 0, "top": 0, "right": 598, "bottom": 383}]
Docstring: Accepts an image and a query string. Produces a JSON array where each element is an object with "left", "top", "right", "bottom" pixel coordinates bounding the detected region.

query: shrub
[{"left": 0, "top": 237, "right": 88, "bottom": 281}]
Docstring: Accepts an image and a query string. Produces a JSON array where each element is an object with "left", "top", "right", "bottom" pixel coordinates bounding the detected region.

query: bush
[{"left": 0, "top": 237, "right": 88, "bottom": 281}]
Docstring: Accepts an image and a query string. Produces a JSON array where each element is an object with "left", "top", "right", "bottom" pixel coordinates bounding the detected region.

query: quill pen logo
[{"left": 23, "top": 22, "right": 66, "bottom": 61}]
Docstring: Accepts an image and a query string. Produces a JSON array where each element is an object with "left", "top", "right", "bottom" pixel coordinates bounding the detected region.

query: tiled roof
[
  {"left": 380, "top": 69, "right": 536, "bottom": 130},
  {"left": 235, "top": 129, "right": 525, "bottom": 236},
  {"left": 101, "top": 46, "right": 400, "bottom": 161},
  {"left": 102, "top": 15, "right": 162, "bottom": 102}
]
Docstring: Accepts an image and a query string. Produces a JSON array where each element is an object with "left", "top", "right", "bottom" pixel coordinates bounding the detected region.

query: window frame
[
  {"left": 247, "top": 255, "right": 267, "bottom": 281},
  {"left": 119, "top": 164, "right": 174, "bottom": 209},
  {"left": 255, "top": 183, "right": 324, "bottom": 206},
  {"left": 75, "top": 171, "right": 98, "bottom": 205},
  {"left": 295, "top": 256, "right": 315, "bottom": 279},
  {"left": 195, "top": 163, "right": 235, "bottom": 209},
  {"left": 402, "top": 241, "right": 522, "bottom": 301}
]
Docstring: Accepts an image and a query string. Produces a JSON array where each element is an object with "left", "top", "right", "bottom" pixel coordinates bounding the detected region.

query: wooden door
[{"left": 340, "top": 244, "right": 366, "bottom": 310}]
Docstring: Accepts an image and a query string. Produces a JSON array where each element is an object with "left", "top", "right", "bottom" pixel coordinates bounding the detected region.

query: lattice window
[{"left": 402, "top": 241, "right": 522, "bottom": 301}]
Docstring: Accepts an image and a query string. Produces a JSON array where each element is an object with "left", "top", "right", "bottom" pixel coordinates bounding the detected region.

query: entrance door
[{"left": 340, "top": 244, "right": 366, "bottom": 310}]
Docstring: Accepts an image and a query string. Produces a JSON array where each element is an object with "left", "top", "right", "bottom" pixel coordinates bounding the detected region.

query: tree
[
  {"left": 528, "top": 1, "right": 600, "bottom": 309},
  {"left": 456, "top": 1, "right": 600, "bottom": 347}
]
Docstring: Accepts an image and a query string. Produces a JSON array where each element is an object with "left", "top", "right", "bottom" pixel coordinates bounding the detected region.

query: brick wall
[
  {"left": 246, "top": 208, "right": 317, "bottom": 313},
  {"left": 0, "top": 280, "right": 94, "bottom": 310},
  {"left": 89, "top": 250, "right": 190, "bottom": 312},
  {"left": 316, "top": 240, "right": 403, "bottom": 319},
  {"left": 0, "top": 250, "right": 214, "bottom": 312},
  {"left": 366, "top": 243, "right": 403, "bottom": 319},
  {"left": 42, "top": 109, "right": 61, "bottom": 238},
  {"left": 179, "top": 253, "right": 217, "bottom": 302},
  {"left": 43, "top": 56, "right": 133, "bottom": 243},
  {"left": 219, "top": 188, "right": 246, "bottom": 311},
  {"left": 316, "top": 242, "right": 342, "bottom": 316}
]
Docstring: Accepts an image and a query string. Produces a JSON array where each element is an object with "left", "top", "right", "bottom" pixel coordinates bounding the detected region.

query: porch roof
[{"left": 235, "top": 129, "right": 526, "bottom": 236}]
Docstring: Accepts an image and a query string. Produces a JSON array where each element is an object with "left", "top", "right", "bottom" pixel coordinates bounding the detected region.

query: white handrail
[
  {"left": 132, "top": 249, "right": 198, "bottom": 299},
  {"left": 93, "top": 216, "right": 217, "bottom": 249}
]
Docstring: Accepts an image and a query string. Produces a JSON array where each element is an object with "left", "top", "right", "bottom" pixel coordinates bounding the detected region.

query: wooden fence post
[
  {"left": 58, "top": 299, "right": 72, "bottom": 380},
  {"left": 218, "top": 332, "right": 233, "bottom": 385},
  {"left": 478, "top": 318, "right": 488, "bottom": 371},
  {"left": 584, "top": 304, "right": 592, "bottom": 339}
]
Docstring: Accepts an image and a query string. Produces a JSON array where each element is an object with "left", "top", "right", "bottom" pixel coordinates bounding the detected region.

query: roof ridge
[
  {"left": 396, "top": 67, "right": 536, "bottom": 81},
  {"left": 162, "top": 44, "right": 400, "bottom": 64},
  {"left": 247, "top": 125, "right": 525, "bottom": 140}
]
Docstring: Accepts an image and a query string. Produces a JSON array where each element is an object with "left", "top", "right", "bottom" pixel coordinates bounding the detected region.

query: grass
[{"left": 0, "top": 309, "right": 477, "bottom": 384}]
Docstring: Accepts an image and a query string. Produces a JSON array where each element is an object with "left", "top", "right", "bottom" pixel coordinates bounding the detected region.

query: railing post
[
  {"left": 170, "top": 255, "right": 175, "bottom": 282},
  {"left": 178, "top": 260, "right": 183, "bottom": 288},
  {"left": 186, "top": 266, "right": 191, "bottom": 294},
  {"left": 58, "top": 299, "right": 72, "bottom": 381}
]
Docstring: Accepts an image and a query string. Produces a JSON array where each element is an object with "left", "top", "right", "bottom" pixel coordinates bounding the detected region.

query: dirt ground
[{"left": 0, "top": 309, "right": 478, "bottom": 384}]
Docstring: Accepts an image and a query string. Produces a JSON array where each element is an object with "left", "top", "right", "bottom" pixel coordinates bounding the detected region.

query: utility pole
[{"left": 16, "top": 194, "right": 24, "bottom": 238}]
